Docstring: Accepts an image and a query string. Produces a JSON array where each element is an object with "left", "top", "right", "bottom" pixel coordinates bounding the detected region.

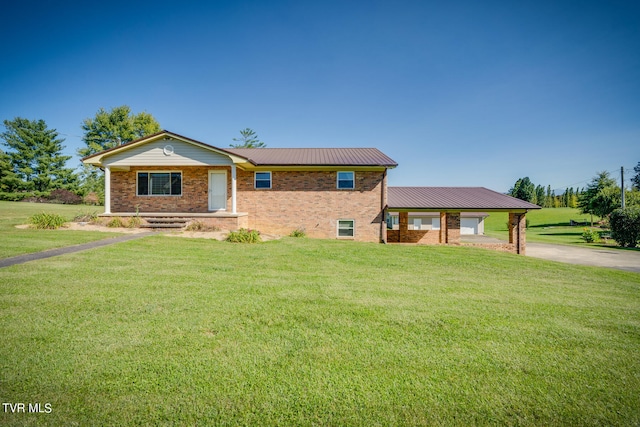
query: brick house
[
  {"left": 82, "top": 130, "right": 397, "bottom": 242},
  {"left": 82, "top": 130, "right": 539, "bottom": 252}
]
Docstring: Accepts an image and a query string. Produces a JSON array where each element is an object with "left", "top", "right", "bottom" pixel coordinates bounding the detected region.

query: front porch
[{"left": 99, "top": 211, "right": 249, "bottom": 230}]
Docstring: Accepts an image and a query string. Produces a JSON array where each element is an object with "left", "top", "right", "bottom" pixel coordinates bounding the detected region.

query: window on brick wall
[
  {"left": 337, "top": 219, "right": 355, "bottom": 238},
  {"left": 254, "top": 171, "right": 272, "bottom": 189},
  {"left": 137, "top": 172, "right": 182, "bottom": 196},
  {"left": 337, "top": 171, "right": 355, "bottom": 189}
]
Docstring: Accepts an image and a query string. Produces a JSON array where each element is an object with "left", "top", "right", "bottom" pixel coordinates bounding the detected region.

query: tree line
[
  {"left": 508, "top": 177, "right": 582, "bottom": 208},
  {"left": 510, "top": 170, "right": 640, "bottom": 247},
  {"left": 509, "top": 169, "right": 640, "bottom": 217},
  {"left": 0, "top": 105, "right": 264, "bottom": 204}
]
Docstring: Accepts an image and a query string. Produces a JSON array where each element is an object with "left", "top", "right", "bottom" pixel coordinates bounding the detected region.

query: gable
[{"left": 102, "top": 138, "right": 234, "bottom": 167}]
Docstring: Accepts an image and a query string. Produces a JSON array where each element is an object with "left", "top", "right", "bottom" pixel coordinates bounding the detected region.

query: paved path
[
  {"left": 0, "top": 232, "right": 154, "bottom": 268},
  {"left": 527, "top": 242, "right": 640, "bottom": 273}
]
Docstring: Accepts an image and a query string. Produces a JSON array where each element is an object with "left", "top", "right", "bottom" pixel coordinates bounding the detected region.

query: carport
[{"left": 385, "top": 187, "right": 541, "bottom": 255}]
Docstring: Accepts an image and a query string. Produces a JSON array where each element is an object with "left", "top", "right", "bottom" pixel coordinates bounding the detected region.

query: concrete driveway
[{"left": 527, "top": 243, "right": 640, "bottom": 273}]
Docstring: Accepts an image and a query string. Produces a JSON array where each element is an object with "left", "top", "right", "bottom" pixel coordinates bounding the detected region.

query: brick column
[
  {"left": 446, "top": 212, "right": 461, "bottom": 244},
  {"left": 508, "top": 212, "right": 527, "bottom": 255},
  {"left": 439, "top": 212, "right": 447, "bottom": 243},
  {"left": 399, "top": 212, "right": 409, "bottom": 243}
]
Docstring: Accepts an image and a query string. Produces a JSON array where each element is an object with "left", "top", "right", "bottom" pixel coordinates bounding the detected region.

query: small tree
[
  {"left": 545, "top": 185, "right": 553, "bottom": 208},
  {"left": 609, "top": 207, "right": 640, "bottom": 248},
  {"left": 230, "top": 128, "right": 266, "bottom": 148},
  {"left": 535, "top": 185, "right": 545, "bottom": 207},
  {"left": 578, "top": 171, "right": 618, "bottom": 224}
]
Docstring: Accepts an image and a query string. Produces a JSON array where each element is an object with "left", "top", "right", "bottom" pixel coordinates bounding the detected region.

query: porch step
[{"left": 141, "top": 217, "right": 190, "bottom": 230}]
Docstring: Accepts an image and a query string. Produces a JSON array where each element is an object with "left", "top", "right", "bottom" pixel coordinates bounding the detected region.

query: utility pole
[{"left": 621, "top": 166, "right": 625, "bottom": 208}]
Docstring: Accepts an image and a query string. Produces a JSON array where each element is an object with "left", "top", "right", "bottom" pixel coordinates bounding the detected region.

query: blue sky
[{"left": 1, "top": 0, "right": 638, "bottom": 192}]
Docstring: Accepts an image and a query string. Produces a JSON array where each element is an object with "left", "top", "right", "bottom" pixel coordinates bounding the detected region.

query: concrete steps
[{"left": 141, "top": 217, "right": 190, "bottom": 230}]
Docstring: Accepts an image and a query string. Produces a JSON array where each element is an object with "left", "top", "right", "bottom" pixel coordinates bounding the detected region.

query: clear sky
[{"left": 1, "top": 0, "right": 638, "bottom": 192}]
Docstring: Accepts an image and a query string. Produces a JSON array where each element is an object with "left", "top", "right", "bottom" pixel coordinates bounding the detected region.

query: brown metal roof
[
  {"left": 82, "top": 130, "right": 398, "bottom": 168},
  {"left": 387, "top": 187, "right": 541, "bottom": 210},
  {"left": 226, "top": 147, "right": 398, "bottom": 167}
]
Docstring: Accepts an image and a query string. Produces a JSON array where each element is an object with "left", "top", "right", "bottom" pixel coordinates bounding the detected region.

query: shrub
[
  {"left": 127, "top": 216, "right": 142, "bottom": 228},
  {"left": 226, "top": 228, "right": 261, "bottom": 243},
  {"left": 83, "top": 192, "right": 101, "bottom": 205},
  {"left": 49, "top": 189, "right": 82, "bottom": 205},
  {"left": 185, "top": 220, "right": 220, "bottom": 232},
  {"left": 609, "top": 207, "right": 640, "bottom": 248},
  {"left": 29, "top": 212, "right": 67, "bottom": 229},
  {"left": 73, "top": 211, "right": 99, "bottom": 223},
  {"left": 581, "top": 228, "right": 600, "bottom": 243},
  {"left": 106, "top": 217, "right": 125, "bottom": 228},
  {"left": 1, "top": 191, "right": 51, "bottom": 202},
  {"left": 290, "top": 227, "right": 306, "bottom": 238}
]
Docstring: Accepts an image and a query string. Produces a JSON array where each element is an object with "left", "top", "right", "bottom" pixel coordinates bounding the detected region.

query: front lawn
[
  {"left": 1, "top": 236, "right": 638, "bottom": 426},
  {"left": 0, "top": 201, "right": 118, "bottom": 258}
]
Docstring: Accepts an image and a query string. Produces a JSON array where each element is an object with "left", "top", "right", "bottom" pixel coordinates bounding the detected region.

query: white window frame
[
  {"left": 254, "top": 171, "right": 272, "bottom": 189},
  {"left": 337, "top": 171, "right": 355, "bottom": 189},
  {"left": 337, "top": 219, "right": 355, "bottom": 238},
  {"left": 136, "top": 170, "right": 182, "bottom": 196}
]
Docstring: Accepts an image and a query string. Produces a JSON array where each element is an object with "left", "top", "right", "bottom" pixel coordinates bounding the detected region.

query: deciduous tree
[
  {"left": 577, "top": 171, "right": 618, "bottom": 222},
  {"left": 78, "top": 106, "right": 161, "bottom": 158},
  {"left": 508, "top": 177, "right": 535, "bottom": 202},
  {"left": 78, "top": 106, "right": 161, "bottom": 199}
]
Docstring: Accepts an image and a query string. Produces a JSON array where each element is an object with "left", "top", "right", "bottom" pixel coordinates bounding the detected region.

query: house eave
[{"left": 81, "top": 130, "right": 250, "bottom": 167}]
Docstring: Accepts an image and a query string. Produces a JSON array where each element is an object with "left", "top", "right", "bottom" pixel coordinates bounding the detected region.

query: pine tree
[
  {"left": 1, "top": 118, "right": 78, "bottom": 192},
  {"left": 230, "top": 128, "right": 266, "bottom": 148},
  {"left": 577, "top": 171, "right": 618, "bottom": 221}
]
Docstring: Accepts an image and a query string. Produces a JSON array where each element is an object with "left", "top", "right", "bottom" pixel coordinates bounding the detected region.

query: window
[
  {"left": 255, "top": 171, "right": 272, "bottom": 189},
  {"left": 338, "top": 219, "right": 355, "bottom": 238},
  {"left": 337, "top": 171, "right": 354, "bottom": 189},
  {"left": 137, "top": 172, "right": 182, "bottom": 196}
]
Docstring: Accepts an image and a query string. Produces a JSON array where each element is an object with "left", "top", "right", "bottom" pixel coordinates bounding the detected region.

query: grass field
[
  {"left": 484, "top": 207, "right": 618, "bottom": 247},
  {"left": 0, "top": 201, "right": 116, "bottom": 258},
  {"left": 1, "top": 225, "right": 639, "bottom": 425}
]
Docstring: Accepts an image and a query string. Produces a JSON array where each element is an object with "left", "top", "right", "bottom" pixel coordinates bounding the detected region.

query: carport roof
[{"left": 387, "top": 187, "right": 541, "bottom": 211}]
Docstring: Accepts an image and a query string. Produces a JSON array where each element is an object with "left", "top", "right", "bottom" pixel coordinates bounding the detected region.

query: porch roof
[{"left": 387, "top": 187, "right": 541, "bottom": 211}]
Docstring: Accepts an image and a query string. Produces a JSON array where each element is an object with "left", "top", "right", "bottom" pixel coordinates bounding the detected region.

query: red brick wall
[
  {"left": 111, "top": 166, "right": 231, "bottom": 213},
  {"left": 236, "top": 170, "right": 385, "bottom": 242},
  {"left": 110, "top": 167, "right": 385, "bottom": 242}
]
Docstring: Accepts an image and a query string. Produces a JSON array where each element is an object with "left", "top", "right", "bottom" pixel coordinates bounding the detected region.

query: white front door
[{"left": 208, "top": 171, "right": 227, "bottom": 211}]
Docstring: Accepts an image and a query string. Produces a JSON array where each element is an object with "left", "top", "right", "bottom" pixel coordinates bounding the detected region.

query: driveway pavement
[
  {"left": 0, "top": 232, "right": 153, "bottom": 268},
  {"left": 527, "top": 242, "right": 640, "bottom": 273}
]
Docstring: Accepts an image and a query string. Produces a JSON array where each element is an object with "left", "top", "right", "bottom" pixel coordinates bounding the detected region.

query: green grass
[
  {"left": 1, "top": 236, "right": 638, "bottom": 426},
  {"left": 484, "top": 207, "right": 619, "bottom": 247},
  {"left": 0, "top": 201, "right": 118, "bottom": 258}
]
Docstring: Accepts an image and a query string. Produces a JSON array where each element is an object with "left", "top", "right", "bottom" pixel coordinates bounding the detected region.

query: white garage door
[{"left": 460, "top": 218, "right": 478, "bottom": 235}]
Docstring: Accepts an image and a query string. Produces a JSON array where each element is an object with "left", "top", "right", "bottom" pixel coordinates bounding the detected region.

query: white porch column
[
  {"left": 231, "top": 164, "right": 237, "bottom": 214},
  {"left": 104, "top": 166, "right": 111, "bottom": 214}
]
